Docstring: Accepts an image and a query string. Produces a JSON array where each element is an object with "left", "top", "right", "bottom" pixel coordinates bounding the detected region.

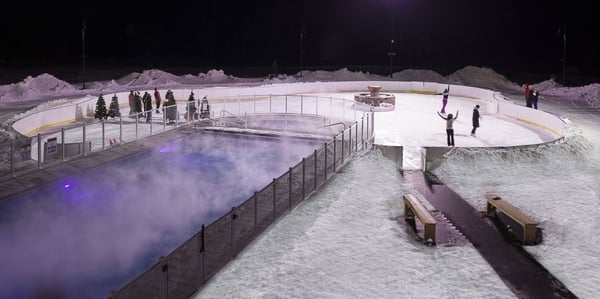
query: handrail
[
  {"left": 219, "top": 110, "right": 246, "bottom": 127},
  {"left": 316, "top": 122, "right": 346, "bottom": 132}
]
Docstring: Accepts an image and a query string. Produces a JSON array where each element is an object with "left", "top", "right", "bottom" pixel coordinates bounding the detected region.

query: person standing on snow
[
  {"left": 438, "top": 110, "right": 459, "bottom": 146},
  {"left": 154, "top": 88, "right": 162, "bottom": 113},
  {"left": 128, "top": 91, "right": 135, "bottom": 116},
  {"left": 142, "top": 91, "right": 153, "bottom": 122},
  {"left": 531, "top": 89, "right": 539, "bottom": 109},
  {"left": 440, "top": 87, "right": 449, "bottom": 114},
  {"left": 471, "top": 105, "right": 481, "bottom": 137},
  {"left": 523, "top": 84, "right": 532, "bottom": 107}
]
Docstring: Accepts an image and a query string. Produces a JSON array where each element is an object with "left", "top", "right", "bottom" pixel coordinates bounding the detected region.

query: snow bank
[
  {"left": 447, "top": 66, "right": 521, "bottom": 91},
  {"left": 0, "top": 73, "right": 76, "bottom": 103}
]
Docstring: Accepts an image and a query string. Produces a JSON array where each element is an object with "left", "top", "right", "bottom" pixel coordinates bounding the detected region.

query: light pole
[
  {"left": 387, "top": 39, "right": 396, "bottom": 78},
  {"left": 300, "top": 31, "right": 305, "bottom": 78},
  {"left": 81, "top": 21, "right": 86, "bottom": 89},
  {"left": 562, "top": 26, "right": 567, "bottom": 85}
]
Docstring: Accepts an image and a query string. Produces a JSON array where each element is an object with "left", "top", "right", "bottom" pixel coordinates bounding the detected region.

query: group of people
[
  {"left": 523, "top": 84, "right": 540, "bottom": 109},
  {"left": 436, "top": 87, "right": 481, "bottom": 147},
  {"left": 126, "top": 88, "right": 179, "bottom": 123}
]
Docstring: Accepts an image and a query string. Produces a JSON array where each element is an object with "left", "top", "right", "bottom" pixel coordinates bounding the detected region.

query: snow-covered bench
[
  {"left": 485, "top": 193, "right": 539, "bottom": 244},
  {"left": 403, "top": 194, "right": 437, "bottom": 245}
]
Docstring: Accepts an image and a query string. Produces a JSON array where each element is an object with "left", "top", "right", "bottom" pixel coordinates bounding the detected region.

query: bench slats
[
  {"left": 485, "top": 193, "right": 539, "bottom": 244},
  {"left": 403, "top": 194, "right": 437, "bottom": 244}
]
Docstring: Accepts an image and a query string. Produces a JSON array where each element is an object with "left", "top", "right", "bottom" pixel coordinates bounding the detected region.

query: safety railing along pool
[
  {"left": 108, "top": 112, "right": 373, "bottom": 299},
  {"left": 0, "top": 94, "right": 368, "bottom": 181}
]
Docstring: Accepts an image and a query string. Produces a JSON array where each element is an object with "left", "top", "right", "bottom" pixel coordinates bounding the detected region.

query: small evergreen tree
[
  {"left": 108, "top": 94, "right": 121, "bottom": 118},
  {"left": 94, "top": 94, "right": 108, "bottom": 120}
]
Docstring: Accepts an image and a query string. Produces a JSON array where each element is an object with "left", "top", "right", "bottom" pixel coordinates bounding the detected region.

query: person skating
[
  {"left": 440, "top": 87, "right": 449, "bottom": 114},
  {"left": 523, "top": 84, "right": 532, "bottom": 107},
  {"left": 471, "top": 105, "right": 481, "bottom": 136},
  {"left": 437, "top": 110, "right": 459, "bottom": 146}
]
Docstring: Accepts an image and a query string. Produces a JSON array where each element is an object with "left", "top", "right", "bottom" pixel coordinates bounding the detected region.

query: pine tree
[
  {"left": 108, "top": 94, "right": 121, "bottom": 118},
  {"left": 94, "top": 94, "right": 108, "bottom": 120}
]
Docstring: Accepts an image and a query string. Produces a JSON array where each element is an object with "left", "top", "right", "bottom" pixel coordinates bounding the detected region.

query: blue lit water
[{"left": 0, "top": 131, "right": 322, "bottom": 299}]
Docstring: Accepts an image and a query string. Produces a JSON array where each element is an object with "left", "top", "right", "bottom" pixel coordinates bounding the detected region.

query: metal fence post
[
  {"left": 272, "top": 178, "right": 277, "bottom": 221},
  {"left": 288, "top": 167, "right": 292, "bottom": 210},
  {"left": 269, "top": 94, "right": 272, "bottom": 113},
  {"left": 10, "top": 140, "right": 15, "bottom": 177},
  {"left": 324, "top": 142, "right": 328, "bottom": 179},
  {"left": 302, "top": 158, "right": 305, "bottom": 200},
  {"left": 119, "top": 117, "right": 123, "bottom": 144},
  {"left": 162, "top": 106, "right": 166, "bottom": 132},
  {"left": 230, "top": 207, "right": 236, "bottom": 259},
  {"left": 355, "top": 121, "right": 358, "bottom": 152},
  {"left": 61, "top": 128, "right": 66, "bottom": 162},
  {"left": 37, "top": 133, "right": 41, "bottom": 169},
  {"left": 342, "top": 131, "right": 345, "bottom": 163},
  {"left": 313, "top": 150, "right": 317, "bottom": 190},
  {"left": 135, "top": 114, "right": 139, "bottom": 140},
  {"left": 285, "top": 94, "right": 288, "bottom": 114},
  {"left": 348, "top": 126, "right": 352, "bottom": 154},
  {"left": 333, "top": 137, "right": 336, "bottom": 172},
  {"left": 301, "top": 95, "right": 303, "bottom": 115},
  {"left": 159, "top": 256, "right": 168, "bottom": 299},
  {"left": 102, "top": 121, "right": 105, "bottom": 150},
  {"left": 200, "top": 224, "right": 205, "bottom": 284},
  {"left": 361, "top": 116, "right": 365, "bottom": 148},
  {"left": 82, "top": 123, "right": 87, "bottom": 156},
  {"left": 254, "top": 192, "right": 258, "bottom": 236}
]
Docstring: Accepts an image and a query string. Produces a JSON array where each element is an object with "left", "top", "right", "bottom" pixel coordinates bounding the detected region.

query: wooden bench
[
  {"left": 485, "top": 193, "right": 539, "bottom": 244},
  {"left": 403, "top": 194, "right": 437, "bottom": 245}
]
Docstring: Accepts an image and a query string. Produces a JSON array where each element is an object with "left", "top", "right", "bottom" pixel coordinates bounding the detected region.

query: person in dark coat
[
  {"left": 523, "top": 84, "right": 531, "bottom": 106},
  {"left": 165, "top": 90, "right": 177, "bottom": 124},
  {"left": 134, "top": 91, "right": 143, "bottom": 117},
  {"left": 531, "top": 89, "right": 539, "bottom": 109},
  {"left": 142, "top": 92, "right": 153, "bottom": 122},
  {"left": 154, "top": 88, "right": 162, "bottom": 113},
  {"left": 437, "top": 110, "right": 459, "bottom": 146},
  {"left": 471, "top": 105, "right": 481, "bottom": 137},
  {"left": 128, "top": 91, "right": 135, "bottom": 116}
]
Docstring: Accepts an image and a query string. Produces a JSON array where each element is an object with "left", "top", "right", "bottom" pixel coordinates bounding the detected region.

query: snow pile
[
  {"left": 116, "top": 69, "right": 182, "bottom": 87},
  {"left": 447, "top": 66, "right": 521, "bottom": 91},
  {"left": 197, "top": 69, "right": 237, "bottom": 83},
  {"left": 300, "top": 68, "right": 386, "bottom": 82},
  {"left": 0, "top": 73, "right": 76, "bottom": 103},
  {"left": 540, "top": 82, "right": 600, "bottom": 108},
  {"left": 0, "top": 66, "right": 598, "bottom": 110},
  {"left": 393, "top": 69, "right": 448, "bottom": 83}
]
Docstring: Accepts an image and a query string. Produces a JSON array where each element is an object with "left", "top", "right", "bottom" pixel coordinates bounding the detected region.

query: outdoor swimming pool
[{"left": 0, "top": 131, "right": 324, "bottom": 299}]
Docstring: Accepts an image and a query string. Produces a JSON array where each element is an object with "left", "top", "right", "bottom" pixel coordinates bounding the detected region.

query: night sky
[{"left": 1, "top": 0, "right": 598, "bottom": 81}]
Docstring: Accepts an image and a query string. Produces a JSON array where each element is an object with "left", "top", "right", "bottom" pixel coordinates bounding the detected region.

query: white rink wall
[{"left": 11, "top": 81, "right": 567, "bottom": 140}]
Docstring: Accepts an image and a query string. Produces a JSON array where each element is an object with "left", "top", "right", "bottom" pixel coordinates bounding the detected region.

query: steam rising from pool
[{"left": 0, "top": 132, "right": 321, "bottom": 299}]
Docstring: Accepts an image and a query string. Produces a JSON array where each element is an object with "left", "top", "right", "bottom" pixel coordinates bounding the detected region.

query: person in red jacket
[{"left": 523, "top": 84, "right": 531, "bottom": 106}]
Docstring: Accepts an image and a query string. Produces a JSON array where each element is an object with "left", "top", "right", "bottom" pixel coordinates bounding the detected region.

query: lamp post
[
  {"left": 81, "top": 21, "right": 86, "bottom": 90},
  {"left": 562, "top": 26, "right": 567, "bottom": 85},
  {"left": 387, "top": 39, "right": 396, "bottom": 78},
  {"left": 300, "top": 30, "right": 305, "bottom": 78}
]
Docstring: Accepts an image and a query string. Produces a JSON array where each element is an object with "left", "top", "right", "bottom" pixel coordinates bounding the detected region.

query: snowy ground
[{"left": 1, "top": 66, "right": 599, "bottom": 299}]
